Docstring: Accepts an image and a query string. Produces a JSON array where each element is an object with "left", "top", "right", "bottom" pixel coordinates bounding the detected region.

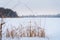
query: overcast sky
[{"left": 0, "top": 0, "right": 60, "bottom": 16}]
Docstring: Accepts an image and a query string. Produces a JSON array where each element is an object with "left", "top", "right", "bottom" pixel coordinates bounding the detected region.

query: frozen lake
[{"left": 0, "top": 18, "right": 60, "bottom": 40}]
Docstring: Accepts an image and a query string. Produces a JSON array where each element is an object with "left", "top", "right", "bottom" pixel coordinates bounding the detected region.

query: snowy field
[
  {"left": 2, "top": 37, "right": 49, "bottom": 40},
  {"left": 0, "top": 18, "right": 60, "bottom": 40}
]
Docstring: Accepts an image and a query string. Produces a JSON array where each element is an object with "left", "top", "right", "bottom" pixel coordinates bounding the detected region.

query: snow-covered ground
[
  {"left": 2, "top": 37, "right": 49, "bottom": 40},
  {"left": 0, "top": 18, "right": 60, "bottom": 40}
]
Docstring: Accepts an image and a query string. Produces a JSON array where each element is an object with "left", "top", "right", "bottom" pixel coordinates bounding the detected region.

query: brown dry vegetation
[{"left": 6, "top": 26, "right": 45, "bottom": 38}]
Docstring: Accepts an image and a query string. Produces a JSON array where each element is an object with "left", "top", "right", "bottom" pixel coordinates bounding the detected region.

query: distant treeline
[
  {"left": 0, "top": 7, "right": 18, "bottom": 18},
  {"left": 19, "top": 14, "right": 60, "bottom": 18},
  {"left": 0, "top": 7, "right": 60, "bottom": 18}
]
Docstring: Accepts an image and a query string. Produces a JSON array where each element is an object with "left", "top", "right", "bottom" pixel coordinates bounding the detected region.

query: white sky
[{"left": 0, "top": 0, "right": 60, "bottom": 16}]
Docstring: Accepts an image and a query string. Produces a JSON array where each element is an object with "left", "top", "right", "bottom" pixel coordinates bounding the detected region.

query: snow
[
  {"left": 0, "top": 18, "right": 60, "bottom": 40},
  {"left": 2, "top": 37, "right": 48, "bottom": 40}
]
